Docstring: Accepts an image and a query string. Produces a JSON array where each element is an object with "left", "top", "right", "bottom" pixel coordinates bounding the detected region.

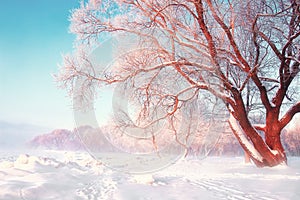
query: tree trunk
[
  {"left": 244, "top": 151, "right": 251, "bottom": 164},
  {"left": 264, "top": 112, "right": 287, "bottom": 165},
  {"left": 229, "top": 113, "right": 287, "bottom": 167},
  {"left": 265, "top": 133, "right": 287, "bottom": 164}
]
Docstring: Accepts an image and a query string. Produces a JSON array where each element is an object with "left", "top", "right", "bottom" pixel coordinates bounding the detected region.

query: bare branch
[{"left": 279, "top": 101, "right": 300, "bottom": 130}]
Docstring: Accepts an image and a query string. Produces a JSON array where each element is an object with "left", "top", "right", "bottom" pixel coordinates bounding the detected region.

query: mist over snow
[
  {"left": 0, "top": 121, "right": 52, "bottom": 150},
  {"left": 0, "top": 119, "right": 299, "bottom": 199},
  {"left": 26, "top": 123, "right": 300, "bottom": 157}
]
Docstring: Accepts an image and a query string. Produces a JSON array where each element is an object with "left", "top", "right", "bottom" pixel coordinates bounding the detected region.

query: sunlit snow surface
[{"left": 0, "top": 150, "right": 299, "bottom": 200}]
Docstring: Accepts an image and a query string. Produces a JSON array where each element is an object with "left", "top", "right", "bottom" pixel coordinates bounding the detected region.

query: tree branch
[
  {"left": 206, "top": 0, "right": 251, "bottom": 71},
  {"left": 279, "top": 101, "right": 300, "bottom": 130}
]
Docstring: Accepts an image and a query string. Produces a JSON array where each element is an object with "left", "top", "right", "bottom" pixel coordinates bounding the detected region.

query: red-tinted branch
[{"left": 279, "top": 101, "right": 300, "bottom": 130}]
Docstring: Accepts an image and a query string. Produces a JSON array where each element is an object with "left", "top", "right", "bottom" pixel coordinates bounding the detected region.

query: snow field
[{"left": 0, "top": 151, "right": 299, "bottom": 200}]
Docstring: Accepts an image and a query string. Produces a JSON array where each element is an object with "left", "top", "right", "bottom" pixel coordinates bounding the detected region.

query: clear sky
[{"left": 0, "top": 0, "right": 81, "bottom": 129}]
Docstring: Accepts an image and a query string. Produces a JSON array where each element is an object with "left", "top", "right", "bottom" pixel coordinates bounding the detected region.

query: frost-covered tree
[{"left": 57, "top": 0, "right": 300, "bottom": 167}]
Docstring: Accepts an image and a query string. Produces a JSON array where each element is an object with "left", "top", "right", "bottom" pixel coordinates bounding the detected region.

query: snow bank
[{"left": 0, "top": 150, "right": 300, "bottom": 200}]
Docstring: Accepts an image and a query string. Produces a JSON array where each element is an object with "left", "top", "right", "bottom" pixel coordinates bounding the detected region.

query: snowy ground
[{"left": 0, "top": 150, "right": 299, "bottom": 200}]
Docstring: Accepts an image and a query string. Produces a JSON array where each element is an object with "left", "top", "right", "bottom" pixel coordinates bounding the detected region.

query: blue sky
[{"left": 0, "top": 0, "right": 81, "bottom": 129}]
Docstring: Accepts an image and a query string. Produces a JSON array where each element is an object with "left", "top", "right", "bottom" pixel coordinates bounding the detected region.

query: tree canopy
[{"left": 57, "top": 0, "right": 300, "bottom": 167}]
